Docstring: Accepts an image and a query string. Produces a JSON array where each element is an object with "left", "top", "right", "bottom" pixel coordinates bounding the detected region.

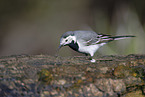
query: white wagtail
[{"left": 58, "top": 30, "right": 135, "bottom": 62}]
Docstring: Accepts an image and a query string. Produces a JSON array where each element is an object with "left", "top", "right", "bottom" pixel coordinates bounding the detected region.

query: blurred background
[{"left": 0, "top": 0, "right": 145, "bottom": 57}]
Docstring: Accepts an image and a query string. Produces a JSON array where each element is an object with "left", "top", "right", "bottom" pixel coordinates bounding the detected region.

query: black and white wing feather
[{"left": 83, "top": 34, "right": 135, "bottom": 46}]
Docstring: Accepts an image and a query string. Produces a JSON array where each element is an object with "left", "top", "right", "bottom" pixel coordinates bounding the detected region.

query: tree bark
[{"left": 0, "top": 54, "right": 145, "bottom": 97}]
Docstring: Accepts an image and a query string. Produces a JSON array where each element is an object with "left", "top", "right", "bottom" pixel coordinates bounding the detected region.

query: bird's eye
[{"left": 65, "top": 39, "right": 68, "bottom": 42}]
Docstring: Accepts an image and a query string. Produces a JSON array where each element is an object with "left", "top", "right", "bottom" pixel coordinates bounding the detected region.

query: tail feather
[
  {"left": 96, "top": 34, "right": 135, "bottom": 44},
  {"left": 110, "top": 35, "right": 135, "bottom": 40}
]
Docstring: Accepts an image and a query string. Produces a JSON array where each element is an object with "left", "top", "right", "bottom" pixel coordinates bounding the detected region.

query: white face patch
[{"left": 60, "top": 35, "right": 76, "bottom": 46}]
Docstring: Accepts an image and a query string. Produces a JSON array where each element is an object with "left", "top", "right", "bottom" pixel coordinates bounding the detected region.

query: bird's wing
[
  {"left": 74, "top": 31, "right": 114, "bottom": 46},
  {"left": 83, "top": 34, "right": 114, "bottom": 46}
]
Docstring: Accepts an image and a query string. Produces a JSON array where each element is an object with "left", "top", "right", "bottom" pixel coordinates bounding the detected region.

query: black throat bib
[{"left": 68, "top": 40, "right": 79, "bottom": 51}]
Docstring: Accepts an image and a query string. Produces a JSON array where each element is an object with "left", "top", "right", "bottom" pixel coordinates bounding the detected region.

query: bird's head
[{"left": 58, "top": 31, "right": 76, "bottom": 49}]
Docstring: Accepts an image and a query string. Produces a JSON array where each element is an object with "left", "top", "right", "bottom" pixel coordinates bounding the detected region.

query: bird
[{"left": 58, "top": 30, "right": 135, "bottom": 62}]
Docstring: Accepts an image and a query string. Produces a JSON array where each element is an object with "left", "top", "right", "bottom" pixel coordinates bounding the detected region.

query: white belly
[{"left": 78, "top": 44, "right": 101, "bottom": 56}]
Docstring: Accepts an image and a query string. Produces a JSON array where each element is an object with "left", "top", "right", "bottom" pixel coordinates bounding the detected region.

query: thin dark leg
[{"left": 85, "top": 53, "right": 89, "bottom": 56}]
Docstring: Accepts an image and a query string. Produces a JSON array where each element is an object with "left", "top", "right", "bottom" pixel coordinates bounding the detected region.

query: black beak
[{"left": 58, "top": 45, "right": 62, "bottom": 50}]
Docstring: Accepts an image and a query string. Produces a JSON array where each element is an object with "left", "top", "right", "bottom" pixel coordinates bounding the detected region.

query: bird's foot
[{"left": 90, "top": 59, "right": 96, "bottom": 63}]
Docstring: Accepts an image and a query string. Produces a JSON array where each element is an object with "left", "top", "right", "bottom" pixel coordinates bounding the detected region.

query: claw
[{"left": 90, "top": 59, "right": 96, "bottom": 63}]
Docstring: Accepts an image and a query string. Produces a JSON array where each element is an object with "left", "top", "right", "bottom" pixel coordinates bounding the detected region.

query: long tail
[
  {"left": 97, "top": 35, "right": 135, "bottom": 44},
  {"left": 110, "top": 35, "right": 135, "bottom": 40}
]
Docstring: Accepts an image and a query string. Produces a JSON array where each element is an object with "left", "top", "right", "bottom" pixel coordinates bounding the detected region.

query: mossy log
[{"left": 0, "top": 54, "right": 145, "bottom": 97}]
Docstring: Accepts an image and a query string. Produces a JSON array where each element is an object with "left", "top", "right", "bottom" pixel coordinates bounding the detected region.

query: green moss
[
  {"left": 113, "top": 65, "right": 132, "bottom": 78},
  {"left": 125, "top": 90, "right": 144, "bottom": 97},
  {"left": 71, "top": 79, "right": 84, "bottom": 89},
  {"left": 132, "top": 66, "right": 145, "bottom": 81},
  {"left": 38, "top": 69, "right": 53, "bottom": 84}
]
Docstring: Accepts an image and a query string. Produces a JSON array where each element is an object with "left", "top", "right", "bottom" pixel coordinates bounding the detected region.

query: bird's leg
[
  {"left": 85, "top": 53, "right": 91, "bottom": 60},
  {"left": 88, "top": 55, "right": 96, "bottom": 63},
  {"left": 85, "top": 53, "right": 89, "bottom": 56},
  {"left": 88, "top": 56, "right": 92, "bottom": 60}
]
